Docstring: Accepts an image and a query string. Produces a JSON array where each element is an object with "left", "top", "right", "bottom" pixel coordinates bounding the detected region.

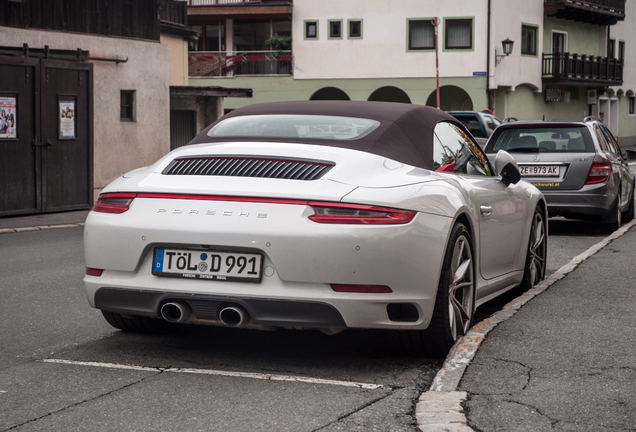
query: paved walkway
[{"left": 417, "top": 221, "right": 636, "bottom": 431}]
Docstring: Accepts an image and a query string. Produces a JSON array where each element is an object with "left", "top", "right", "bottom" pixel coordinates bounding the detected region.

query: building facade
[{"left": 187, "top": 0, "right": 636, "bottom": 146}]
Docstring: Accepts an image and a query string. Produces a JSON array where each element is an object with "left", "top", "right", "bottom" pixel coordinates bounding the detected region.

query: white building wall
[
  {"left": 293, "top": 0, "right": 489, "bottom": 80},
  {"left": 491, "top": 0, "right": 544, "bottom": 91},
  {"left": 1, "top": 27, "right": 170, "bottom": 197}
]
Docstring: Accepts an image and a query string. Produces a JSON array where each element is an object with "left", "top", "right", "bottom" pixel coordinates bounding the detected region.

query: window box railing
[
  {"left": 159, "top": 0, "right": 188, "bottom": 27},
  {"left": 189, "top": 51, "right": 292, "bottom": 77},
  {"left": 542, "top": 53, "right": 623, "bottom": 85}
]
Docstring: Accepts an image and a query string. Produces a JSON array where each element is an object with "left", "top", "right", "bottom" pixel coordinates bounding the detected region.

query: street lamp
[{"left": 495, "top": 38, "right": 514, "bottom": 65}]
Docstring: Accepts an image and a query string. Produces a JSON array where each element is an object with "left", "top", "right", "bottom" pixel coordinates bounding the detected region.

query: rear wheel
[
  {"left": 601, "top": 195, "right": 622, "bottom": 234},
  {"left": 101, "top": 310, "right": 178, "bottom": 334},
  {"left": 519, "top": 207, "right": 547, "bottom": 290},
  {"left": 400, "top": 222, "right": 475, "bottom": 358}
]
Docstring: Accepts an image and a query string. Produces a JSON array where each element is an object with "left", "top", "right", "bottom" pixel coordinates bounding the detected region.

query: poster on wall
[
  {"left": 59, "top": 100, "right": 76, "bottom": 139},
  {"left": 0, "top": 97, "right": 17, "bottom": 139}
]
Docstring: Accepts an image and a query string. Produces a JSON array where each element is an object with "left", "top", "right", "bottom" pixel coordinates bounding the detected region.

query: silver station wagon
[{"left": 484, "top": 118, "right": 635, "bottom": 234}]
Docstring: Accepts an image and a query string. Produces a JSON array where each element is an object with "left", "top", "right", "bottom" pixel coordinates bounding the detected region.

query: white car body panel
[{"left": 85, "top": 136, "right": 543, "bottom": 332}]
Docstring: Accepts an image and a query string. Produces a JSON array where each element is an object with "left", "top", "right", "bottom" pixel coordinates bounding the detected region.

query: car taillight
[
  {"left": 585, "top": 161, "right": 610, "bottom": 185},
  {"left": 93, "top": 193, "right": 137, "bottom": 213},
  {"left": 331, "top": 284, "right": 392, "bottom": 293},
  {"left": 86, "top": 268, "right": 103, "bottom": 277},
  {"left": 308, "top": 202, "right": 416, "bottom": 225}
]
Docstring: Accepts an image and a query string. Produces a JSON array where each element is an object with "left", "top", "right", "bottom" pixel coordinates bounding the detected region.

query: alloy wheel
[
  {"left": 448, "top": 234, "right": 474, "bottom": 340},
  {"left": 527, "top": 211, "right": 547, "bottom": 287}
]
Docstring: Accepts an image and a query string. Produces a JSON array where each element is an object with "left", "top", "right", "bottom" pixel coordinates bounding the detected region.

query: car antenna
[{"left": 542, "top": 115, "right": 545, "bottom": 121}]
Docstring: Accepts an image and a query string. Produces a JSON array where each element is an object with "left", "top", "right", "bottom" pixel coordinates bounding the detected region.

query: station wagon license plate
[
  {"left": 519, "top": 165, "right": 559, "bottom": 177},
  {"left": 152, "top": 248, "right": 263, "bottom": 282}
]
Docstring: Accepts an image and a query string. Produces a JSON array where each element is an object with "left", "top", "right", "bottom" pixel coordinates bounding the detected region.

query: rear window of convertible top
[{"left": 208, "top": 115, "right": 380, "bottom": 141}]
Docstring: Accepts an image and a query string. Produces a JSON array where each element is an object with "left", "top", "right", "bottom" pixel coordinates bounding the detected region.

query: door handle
[
  {"left": 480, "top": 205, "right": 493, "bottom": 216},
  {"left": 33, "top": 140, "right": 52, "bottom": 148}
]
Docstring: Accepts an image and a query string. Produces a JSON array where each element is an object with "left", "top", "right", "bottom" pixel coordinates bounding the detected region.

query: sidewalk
[
  {"left": 0, "top": 210, "right": 89, "bottom": 233},
  {"left": 416, "top": 221, "right": 636, "bottom": 431}
]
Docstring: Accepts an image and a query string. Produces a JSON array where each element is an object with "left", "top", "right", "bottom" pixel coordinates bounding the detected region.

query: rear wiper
[{"left": 506, "top": 147, "right": 540, "bottom": 153}]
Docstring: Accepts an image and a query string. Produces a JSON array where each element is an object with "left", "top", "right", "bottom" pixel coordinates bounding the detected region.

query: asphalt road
[{"left": 0, "top": 218, "right": 616, "bottom": 431}]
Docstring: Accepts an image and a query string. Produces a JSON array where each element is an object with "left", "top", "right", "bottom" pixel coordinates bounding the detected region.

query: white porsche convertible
[{"left": 84, "top": 101, "right": 547, "bottom": 357}]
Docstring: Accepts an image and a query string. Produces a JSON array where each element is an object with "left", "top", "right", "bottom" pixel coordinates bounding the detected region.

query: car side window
[
  {"left": 600, "top": 126, "right": 621, "bottom": 155},
  {"left": 433, "top": 122, "right": 492, "bottom": 176},
  {"left": 485, "top": 116, "right": 497, "bottom": 133},
  {"left": 595, "top": 127, "right": 611, "bottom": 152}
]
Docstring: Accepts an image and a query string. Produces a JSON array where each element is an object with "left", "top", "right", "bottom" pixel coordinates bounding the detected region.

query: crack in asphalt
[
  {"left": 310, "top": 391, "right": 396, "bottom": 432},
  {"left": 1, "top": 371, "right": 164, "bottom": 431}
]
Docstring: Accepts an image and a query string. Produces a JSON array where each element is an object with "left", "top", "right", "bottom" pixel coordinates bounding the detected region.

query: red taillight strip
[
  {"left": 135, "top": 192, "right": 308, "bottom": 206},
  {"left": 93, "top": 193, "right": 417, "bottom": 225},
  {"left": 308, "top": 201, "right": 416, "bottom": 225},
  {"left": 93, "top": 193, "right": 136, "bottom": 213}
]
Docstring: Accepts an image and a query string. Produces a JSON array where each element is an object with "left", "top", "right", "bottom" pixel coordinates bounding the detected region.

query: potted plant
[{"left": 266, "top": 33, "right": 292, "bottom": 74}]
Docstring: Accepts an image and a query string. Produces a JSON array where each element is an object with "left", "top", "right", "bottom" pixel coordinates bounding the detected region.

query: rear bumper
[
  {"left": 95, "top": 287, "right": 347, "bottom": 328},
  {"left": 541, "top": 184, "right": 614, "bottom": 220}
]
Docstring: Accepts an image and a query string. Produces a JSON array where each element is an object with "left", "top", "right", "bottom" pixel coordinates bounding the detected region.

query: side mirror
[{"left": 494, "top": 150, "right": 521, "bottom": 186}]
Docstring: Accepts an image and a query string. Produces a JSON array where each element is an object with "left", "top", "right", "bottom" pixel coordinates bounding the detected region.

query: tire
[
  {"left": 622, "top": 180, "right": 635, "bottom": 223},
  {"left": 101, "top": 310, "right": 178, "bottom": 334},
  {"left": 600, "top": 195, "right": 622, "bottom": 235},
  {"left": 400, "top": 222, "right": 475, "bottom": 358},
  {"left": 519, "top": 206, "right": 547, "bottom": 290}
]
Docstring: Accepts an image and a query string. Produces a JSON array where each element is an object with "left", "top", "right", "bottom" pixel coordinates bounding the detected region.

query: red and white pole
[{"left": 433, "top": 17, "right": 441, "bottom": 110}]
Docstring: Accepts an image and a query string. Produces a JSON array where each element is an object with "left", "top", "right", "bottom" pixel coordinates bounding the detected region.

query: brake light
[
  {"left": 331, "top": 284, "right": 392, "bottom": 293},
  {"left": 585, "top": 161, "right": 610, "bottom": 185},
  {"left": 93, "top": 193, "right": 136, "bottom": 213},
  {"left": 86, "top": 268, "right": 103, "bottom": 277},
  {"left": 308, "top": 202, "right": 416, "bottom": 225}
]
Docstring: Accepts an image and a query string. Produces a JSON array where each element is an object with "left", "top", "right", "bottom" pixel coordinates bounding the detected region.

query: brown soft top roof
[{"left": 188, "top": 100, "right": 466, "bottom": 170}]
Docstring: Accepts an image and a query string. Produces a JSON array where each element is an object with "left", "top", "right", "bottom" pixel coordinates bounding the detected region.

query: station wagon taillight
[{"left": 584, "top": 160, "right": 610, "bottom": 185}]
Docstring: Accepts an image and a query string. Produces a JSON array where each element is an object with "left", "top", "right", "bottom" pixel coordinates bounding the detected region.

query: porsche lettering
[{"left": 156, "top": 208, "right": 267, "bottom": 218}]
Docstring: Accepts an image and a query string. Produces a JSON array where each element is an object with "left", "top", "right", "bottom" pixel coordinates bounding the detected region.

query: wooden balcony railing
[
  {"left": 542, "top": 53, "right": 623, "bottom": 86},
  {"left": 544, "top": 0, "right": 625, "bottom": 25},
  {"left": 186, "top": 0, "right": 262, "bottom": 5},
  {"left": 189, "top": 51, "right": 292, "bottom": 77}
]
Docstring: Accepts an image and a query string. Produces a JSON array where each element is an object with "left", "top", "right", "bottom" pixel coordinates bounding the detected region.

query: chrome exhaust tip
[
  {"left": 219, "top": 306, "right": 250, "bottom": 328},
  {"left": 160, "top": 302, "right": 192, "bottom": 323}
]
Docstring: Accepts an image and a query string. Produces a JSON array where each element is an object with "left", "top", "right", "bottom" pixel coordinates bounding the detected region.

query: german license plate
[
  {"left": 152, "top": 248, "right": 263, "bottom": 282},
  {"left": 519, "top": 165, "right": 559, "bottom": 177}
]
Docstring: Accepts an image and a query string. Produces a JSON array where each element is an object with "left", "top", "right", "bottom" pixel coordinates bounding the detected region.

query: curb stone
[
  {"left": 0, "top": 222, "right": 84, "bottom": 235},
  {"left": 416, "top": 219, "right": 636, "bottom": 431}
]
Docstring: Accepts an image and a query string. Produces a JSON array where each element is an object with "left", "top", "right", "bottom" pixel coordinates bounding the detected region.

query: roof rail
[
  {"left": 502, "top": 117, "right": 518, "bottom": 123},
  {"left": 583, "top": 116, "right": 602, "bottom": 123}
]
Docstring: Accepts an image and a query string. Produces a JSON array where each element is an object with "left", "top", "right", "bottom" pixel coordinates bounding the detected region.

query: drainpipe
[{"left": 486, "top": 0, "right": 493, "bottom": 111}]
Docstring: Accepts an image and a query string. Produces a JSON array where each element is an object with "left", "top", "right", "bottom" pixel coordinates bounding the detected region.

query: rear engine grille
[{"left": 163, "top": 157, "right": 334, "bottom": 181}]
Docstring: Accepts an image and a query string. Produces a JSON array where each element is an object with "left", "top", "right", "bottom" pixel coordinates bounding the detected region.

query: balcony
[
  {"left": 544, "top": 0, "right": 625, "bottom": 25},
  {"left": 187, "top": 0, "right": 261, "bottom": 4},
  {"left": 542, "top": 53, "right": 623, "bottom": 86},
  {"left": 189, "top": 51, "right": 292, "bottom": 77}
]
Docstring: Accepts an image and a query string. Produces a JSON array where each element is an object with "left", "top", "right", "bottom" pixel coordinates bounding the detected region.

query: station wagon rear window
[
  {"left": 208, "top": 115, "right": 380, "bottom": 141},
  {"left": 486, "top": 126, "right": 595, "bottom": 153}
]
